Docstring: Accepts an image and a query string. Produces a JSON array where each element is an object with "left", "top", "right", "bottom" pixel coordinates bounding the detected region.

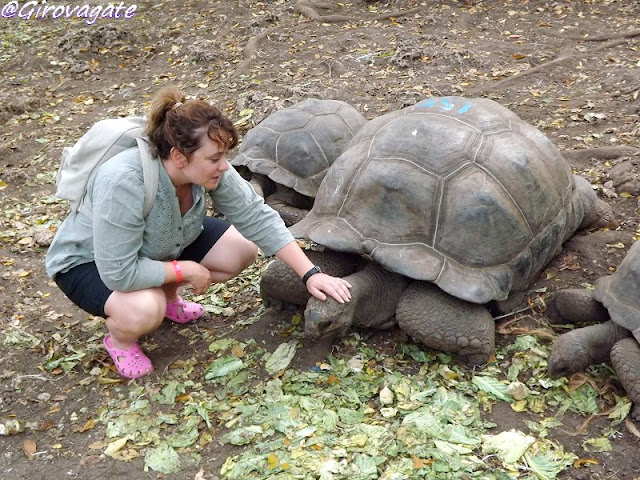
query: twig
[
  {"left": 470, "top": 38, "right": 631, "bottom": 95},
  {"left": 492, "top": 305, "right": 534, "bottom": 321},
  {"left": 560, "top": 409, "right": 612, "bottom": 436},
  {"left": 563, "top": 146, "right": 640, "bottom": 163}
]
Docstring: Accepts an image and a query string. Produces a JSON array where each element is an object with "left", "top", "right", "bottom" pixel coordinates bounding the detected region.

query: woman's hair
[{"left": 145, "top": 85, "right": 239, "bottom": 159}]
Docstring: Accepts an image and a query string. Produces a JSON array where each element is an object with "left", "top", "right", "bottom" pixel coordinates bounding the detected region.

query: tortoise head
[
  {"left": 547, "top": 336, "right": 593, "bottom": 379},
  {"left": 304, "top": 297, "right": 355, "bottom": 338}
]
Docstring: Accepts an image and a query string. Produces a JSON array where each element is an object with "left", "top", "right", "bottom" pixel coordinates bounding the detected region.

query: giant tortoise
[
  {"left": 261, "top": 96, "right": 612, "bottom": 366},
  {"left": 548, "top": 240, "right": 640, "bottom": 418},
  {"left": 232, "top": 98, "right": 366, "bottom": 225}
]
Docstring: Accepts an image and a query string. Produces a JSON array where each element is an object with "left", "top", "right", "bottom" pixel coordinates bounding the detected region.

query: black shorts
[{"left": 54, "top": 217, "right": 231, "bottom": 318}]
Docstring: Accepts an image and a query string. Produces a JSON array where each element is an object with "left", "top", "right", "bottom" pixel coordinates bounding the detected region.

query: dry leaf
[
  {"left": 412, "top": 456, "right": 434, "bottom": 469},
  {"left": 104, "top": 437, "right": 128, "bottom": 457},
  {"left": 625, "top": 417, "right": 640, "bottom": 438},
  {"left": 22, "top": 439, "right": 37, "bottom": 459},
  {"left": 573, "top": 457, "right": 600, "bottom": 468},
  {"left": 327, "top": 374, "right": 340, "bottom": 386},
  {"left": 74, "top": 418, "right": 95, "bottom": 433},
  {"left": 267, "top": 452, "right": 279, "bottom": 468},
  {"left": 194, "top": 469, "right": 207, "bottom": 480},
  {"left": 231, "top": 344, "right": 246, "bottom": 358},
  {"left": 88, "top": 440, "right": 107, "bottom": 450}
]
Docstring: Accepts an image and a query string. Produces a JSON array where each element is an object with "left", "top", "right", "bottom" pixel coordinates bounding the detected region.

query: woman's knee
[
  {"left": 227, "top": 238, "right": 258, "bottom": 275},
  {"left": 240, "top": 239, "right": 259, "bottom": 268},
  {"left": 201, "top": 227, "right": 258, "bottom": 275},
  {"left": 105, "top": 288, "right": 166, "bottom": 332}
]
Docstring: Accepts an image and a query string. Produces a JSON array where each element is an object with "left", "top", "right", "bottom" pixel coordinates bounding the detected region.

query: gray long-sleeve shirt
[{"left": 45, "top": 147, "right": 293, "bottom": 292}]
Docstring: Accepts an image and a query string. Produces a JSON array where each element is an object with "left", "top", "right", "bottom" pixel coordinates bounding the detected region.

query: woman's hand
[
  {"left": 305, "top": 273, "right": 352, "bottom": 303},
  {"left": 183, "top": 261, "right": 213, "bottom": 294}
]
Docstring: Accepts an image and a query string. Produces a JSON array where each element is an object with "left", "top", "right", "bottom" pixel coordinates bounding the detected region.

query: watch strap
[{"left": 302, "top": 265, "right": 322, "bottom": 285}]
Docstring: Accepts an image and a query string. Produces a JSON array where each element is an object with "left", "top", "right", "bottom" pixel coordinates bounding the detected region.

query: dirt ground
[{"left": 1, "top": 0, "right": 639, "bottom": 479}]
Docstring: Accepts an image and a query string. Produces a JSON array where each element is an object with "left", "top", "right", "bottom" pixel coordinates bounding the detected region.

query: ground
[{"left": 1, "top": 0, "right": 639, "bottom": 479}]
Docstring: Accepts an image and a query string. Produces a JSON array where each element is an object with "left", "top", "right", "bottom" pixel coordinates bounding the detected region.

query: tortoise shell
[
  {"left": 291, "top": 96, "right": 593, "bottom": 304},
  {"left": 231, "top": 98, "right": 366, "bottom": 197},
  {"left": 594, "top": 241, "right": 640, "bottom": 332}
]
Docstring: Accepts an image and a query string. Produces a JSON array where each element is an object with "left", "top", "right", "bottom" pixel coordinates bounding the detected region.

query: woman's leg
[
  {"left": 200, "top": 225, "right": 258, "bottom": 284},
  {"left": 55, "top": 263, "right": 164, "bottom": 378},
  {"left": 104, "top": 287, "right": 166, "bottom": 350},
  {"left": 166, "top": 219, "right": 258, "bottom": 318}
]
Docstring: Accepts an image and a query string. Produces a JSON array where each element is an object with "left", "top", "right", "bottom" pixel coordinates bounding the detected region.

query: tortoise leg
[
  {"left": 266, "top": 190, "right": 314, "bottom": 227},
  {"left": 611, "top": 338, "right": 640, "bottom": 421},
  {"left": 548, "top": 320, "right": 632, "bottom": 379},
  {"left": 304, "top": 263, "right": 410, "bottom": 338},
  {"left": 248, "top": 174, "right": 275, "bottom": 199},
  {"left": 551, "top": 288, "right": 609, "bottom": 324},
  {"left": 573, "top": 175, "right": 617, "bottom": 230},
  {"left": 581, "top": 198, "right": 617, "bottom": 230},
  {"left": 260, "top": 250, "right": 360, "bottom": 310},
  {"left": 396, "top": 281, "right": 495, "bottom": 367}
]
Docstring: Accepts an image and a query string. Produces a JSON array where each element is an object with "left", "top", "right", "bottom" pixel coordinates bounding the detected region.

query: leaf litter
[
  {"left": 85, "top": 318, "right": 618, "bottom": 478},
  {"left": 4, "top": 262, "right": 624, "bottom": 478}
]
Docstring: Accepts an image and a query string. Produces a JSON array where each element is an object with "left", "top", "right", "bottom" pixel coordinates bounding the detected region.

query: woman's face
[{"left": 183, "top": 134, "right": 229, "bottom": 190}]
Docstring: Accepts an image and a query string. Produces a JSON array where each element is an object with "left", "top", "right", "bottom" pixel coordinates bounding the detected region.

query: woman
[{"left": 45, "top": 86, "right": 352, "bottom": 379}]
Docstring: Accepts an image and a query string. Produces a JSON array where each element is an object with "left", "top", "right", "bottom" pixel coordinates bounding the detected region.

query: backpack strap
[{"left": 136, "top": 137, "right": 160, "bottom": 217}]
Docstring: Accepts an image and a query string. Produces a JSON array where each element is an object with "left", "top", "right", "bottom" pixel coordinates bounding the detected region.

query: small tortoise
[
  {"left": 231, "top": 98, "right": 367, "bottom": 225},
  {"left": 548, "top": 240, "right": 640, "bottom": 418},
  {"left": 262, "top": 96, "right": 612, "bottom": 366}
]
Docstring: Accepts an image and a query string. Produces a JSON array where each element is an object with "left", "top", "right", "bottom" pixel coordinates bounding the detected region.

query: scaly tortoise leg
[{"left": 611, "top": 338, "right": 640, "bottom": 421}]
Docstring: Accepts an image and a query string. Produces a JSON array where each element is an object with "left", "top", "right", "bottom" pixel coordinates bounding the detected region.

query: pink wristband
[{"left": 172, "top": 260, "right": 183, "bottom": 283}]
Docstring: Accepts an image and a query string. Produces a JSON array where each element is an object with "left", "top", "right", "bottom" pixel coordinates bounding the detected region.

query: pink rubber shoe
[
  {"left": 103, "top": 335, "right": 153, "bottom": 379},
  {"left": 165, "top": 297, "right": 204, "bottom": 324}
]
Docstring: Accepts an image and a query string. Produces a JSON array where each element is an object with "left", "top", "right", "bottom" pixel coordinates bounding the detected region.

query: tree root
[
  {"left": 543, "top": 28, "right": 640, "bottom": 42},
  {"left": 563, "top": 146, "right": 640, "bottom": 163},
  {"left": 614, "top": 84, "right": 640, "bottom": 97},
  {"left": 294, "top": 0, "right": 421, "bottom": 23},
  {"left": 230, "top": 29, "right": 274, "bottom": 78},
  {"left": 371, "top": 7, "right": 422, "bottom": 22},
  {"left": 470, "top": 38, "right": 631, "bottom": 95},
  {"left": 231, "top": 2, "right": 423, "bottom": 78}
]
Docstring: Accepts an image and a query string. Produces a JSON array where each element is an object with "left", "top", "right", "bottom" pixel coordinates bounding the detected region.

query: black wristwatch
[{"left": 302, "top": 265, "right": 322, "bottom": 285}]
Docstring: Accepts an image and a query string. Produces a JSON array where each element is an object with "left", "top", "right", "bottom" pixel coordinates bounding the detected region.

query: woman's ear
[{"left": 169, "top": 147, "right": 188, "bottom": 168}]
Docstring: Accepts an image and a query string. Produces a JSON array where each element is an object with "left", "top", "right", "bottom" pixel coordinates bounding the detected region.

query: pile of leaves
[{"left": 72, "top": 309, "right": 629, "bottom": 479}]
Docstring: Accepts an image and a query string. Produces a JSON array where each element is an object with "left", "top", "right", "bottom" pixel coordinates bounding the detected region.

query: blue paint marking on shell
[
  {"left": 458, "top": 102, "right": 472, "bottom": 114},
  {"left": 415, "top": 98, "right": 472, "bottom": 114},
  {"left": 440, "top": 98, "right": 455, "bottom": 111},
  {"left": 416, "top": 98, "right": 437, "bottom": 109}
]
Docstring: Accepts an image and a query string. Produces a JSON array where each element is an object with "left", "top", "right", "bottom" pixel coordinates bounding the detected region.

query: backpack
[{"left": 55, "top": 116, "right": 159, "bottom": 217}]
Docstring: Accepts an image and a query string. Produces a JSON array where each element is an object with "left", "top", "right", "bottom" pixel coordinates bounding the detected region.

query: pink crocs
[
  {"left": 165, "top": 297, "right": 204, "bottom": 324},
  {"left": 103, "top": 335, "right": 154, "bottom": 379}
]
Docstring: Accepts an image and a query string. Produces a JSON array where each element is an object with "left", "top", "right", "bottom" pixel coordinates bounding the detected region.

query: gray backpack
[{"left": 55, "top": 117, "right": 159, "bottom": 216}]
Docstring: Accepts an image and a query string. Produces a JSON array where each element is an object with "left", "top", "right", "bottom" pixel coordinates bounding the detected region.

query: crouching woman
[{"left": 45, "top": 86, "right": 351, "bottom": 379}]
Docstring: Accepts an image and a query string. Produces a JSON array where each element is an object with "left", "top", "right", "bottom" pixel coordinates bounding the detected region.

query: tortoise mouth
[{"left": 304, "top": 308, "right": 350, "bottom": 338}]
